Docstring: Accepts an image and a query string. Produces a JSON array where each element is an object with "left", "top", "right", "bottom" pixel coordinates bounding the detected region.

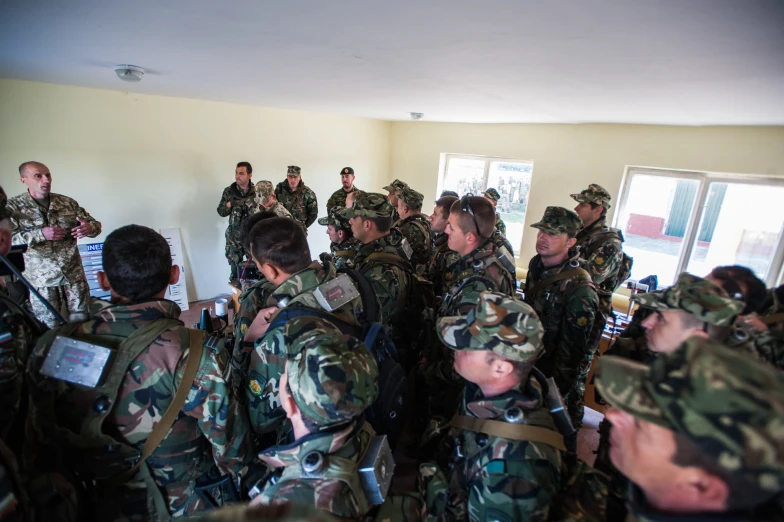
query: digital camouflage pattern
[
  {"left": 633, "top": 272, "right": 743, "bottom": 327},
  {"left": 524, "top": 253, "right": 601, "bottom": 429},
  {"left": 494, "top": 213, "right": 507, "bottom": 236},
  {"left": 573, "top": 216, "right": 624, "bottom": 316},
  {"left": 396, "top": 213, "right": 432, "bottom": 275},
  {"left": 32, "top": 281, "right": 90, "bottom": 328},
  {"left": 217, "top": 181, "right": 257, "bottom": 278},
  {"left": 428, "top": 232, "right": 460, "bottom": 299},
  {"left": 231, "top": 278, "right": 276, "bottom": 400},
  {"left": 245, "top": 261, "right": 366, "bottom": 435},
  {"left": 340, "top": 191, "right": 394, "bottom": 220},
  {"left": 596, "top": 335, "right": 784, "bottom": 510},
  {"left": 483, "top": 188, "right": 501, "bottom": 202},
  {"left": 253, "top": 181, "right": 293, "bottom": 218},
  {"left": 26, "top": 298, "right": 252, "bottom": 519},
  {"left": 530, "top": 206, "right": 583, "bottom": 237},
  {"left": 570, "top": 184, "right": 612, "bottom": 209},
  {"left": 275, "top": 167, "right": 318, "bottom": 229},
  {"left": 437, "top": 291, "right": 544, "bottom": 362}
]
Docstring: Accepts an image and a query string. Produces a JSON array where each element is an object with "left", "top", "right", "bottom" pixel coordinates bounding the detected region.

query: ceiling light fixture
[
  {"left": 114, "top": 64, "right": 145, "bottom": 82},
  {"left": 410, "top": 112, "right": 424, "bottom": 121}
]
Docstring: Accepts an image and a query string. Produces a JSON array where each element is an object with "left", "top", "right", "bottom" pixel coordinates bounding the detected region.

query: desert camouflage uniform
[
  {"left": 217, "top": 181, "right": 256, "bottom": 280},
  {"left": 525, "top": 207, "right": 601, "bottom": 430},
  {"left": 231, "top": 278, "right": 276, "bottom": 400},
  {"left": 245, "top": 261, "right": 365, "bottom": 435},
  {"left": 275, "top": 167, "right": 318, "bottom": 230},
  {"left": 255, "top": 317, "right": 380, "bottom": 519},
  {"left": 595, "top": 335, "right": 784, "bottom": 522},
  {"left": 428, "top": 233, "right": 460, "bottom": 300},
  {"left": 26, "top": 298, "right": 252, "bottom": 520},
  {"left": 252, "top": 180, "right": 293, "bottom": 219},
  {"left": 7, "top": 191, "right": 101, "bottom": 327}
]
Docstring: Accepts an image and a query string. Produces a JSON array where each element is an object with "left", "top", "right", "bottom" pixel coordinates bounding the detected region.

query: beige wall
[
  {"left": 0, "top": 79, "right": 391, "bottom": 301},
  {"left": 389, "top": 122, "right": 784, "bottom": 265}
]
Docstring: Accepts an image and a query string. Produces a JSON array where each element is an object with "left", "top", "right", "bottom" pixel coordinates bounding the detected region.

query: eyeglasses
[{"left": 461, "top": 193, "right": 484, "bottom": 238}]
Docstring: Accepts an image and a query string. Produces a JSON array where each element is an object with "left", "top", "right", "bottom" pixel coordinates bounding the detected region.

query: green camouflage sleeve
[
  {"left": 583, "top": 238, "right": 623, "bottom": 286},
  {"left": 246, "top": 324, "right": 289, "bottom": 433},
  {"left": 260, "top": 481, "right": 361, "bottom": 517},
  {"left": 217, "top": 187, "right": 232, "bottom": 217},
  {"left": 304, "top": 189, "right": 318, "bottom": 228},
  {"left": 326, "top": 192, "right": 341, "bottom": 211},
  {"left": 553, "top": 286, "right": 600, "bottom": 393},
  {"left": 231, "top": 283, "right": 273, "bottom": 399},
  {"left": 364, "top": 264, "right": 407, "bottom": 325}
]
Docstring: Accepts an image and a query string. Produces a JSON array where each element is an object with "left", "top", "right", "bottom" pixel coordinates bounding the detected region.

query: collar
[
  {"left": 231, "top": 181, "right": 254, "bottom": 197},
  {"left": 455, "top": 239, "right": 496, "bottom": 266},
  {"left": 343, "top": 186, "right": 357, "bottom": 194},
  {"left": 462, "top": 376, "right": 545, "bottom": 419},
  {"left": 89, "top": 298, "right": 182, "bottom": 323},
  {"left": 577, "top": 216, "right": 607, "bottom": 240},
  {"left": 258, "top": 420, "right": 359, "bottom": 469},
  {"left": 268, "top": 262, "right": 331, "bottom": 306}
]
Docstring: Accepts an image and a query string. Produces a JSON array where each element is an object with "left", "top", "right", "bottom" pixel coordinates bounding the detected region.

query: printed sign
[
  {"left": 160, "top": 228, "right": 190, "bottom": 311},
  {"left": 78, "top": 242, "right": 110, "bottom": 299}
]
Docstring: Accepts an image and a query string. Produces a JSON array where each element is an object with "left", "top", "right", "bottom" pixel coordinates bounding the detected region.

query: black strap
[
  {"left": 268, "top": 305, "right": 363, "bottom": 340},
  {"left": 340, "top": 267, "right": 381, "bottom": 325}
]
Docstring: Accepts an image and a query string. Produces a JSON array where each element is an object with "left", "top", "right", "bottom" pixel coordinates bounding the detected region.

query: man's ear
[
  {"left": 259, "top": 262, "right": 280, "bottom": 283},
  {"left": 681, "top": 467, "right": 730, "bottom": 511},
  {"left": 491, "top": 358, "right": 515, "bottom": 379},
  {"left": 168, "top": 265, "right": 181, "bottom": 286},
  {"left": 566, "top": 237, "right": 577, "bottom": 249},
  {"left": 97, "top": 271, "right": 111, "bottom": 291}
]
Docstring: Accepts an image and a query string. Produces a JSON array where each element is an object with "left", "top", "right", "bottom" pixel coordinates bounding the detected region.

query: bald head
[{"left": 18, "top": 161, "right": 52, "bottom": 198}]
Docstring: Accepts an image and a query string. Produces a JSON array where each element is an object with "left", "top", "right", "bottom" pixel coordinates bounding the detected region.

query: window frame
[{"left": 614, "top": 166, "right": 784, "bottom": 286}]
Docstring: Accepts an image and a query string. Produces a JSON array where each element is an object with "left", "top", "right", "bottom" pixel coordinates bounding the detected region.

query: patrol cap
[
  {"left": 596, "top": 336, "right": 784, "bottom": 499},
  {"left": 483, "top": 188, "right": 501, "bottom": 202},
  {"left": 440, "top": 190, "right": 459, "bottom": 199},
  {"left": 571, "top": 184, "right": 612, "bottom": 209},
  {"left": 0, "top": 185, "right": 14, "bottom": 220},
  {"left": 254, "top": 180, "right": 274, "bottom": 206},
  {"left": 398, "top": 187, "right": 424, "bottom": 210},
  {"left": 339, "top": 192, "right": 393, "bottom": 219},
  {"left": 285, "top": 317, "right": 378, "bottom": 427},
  {"left": 287, "top": 166, "right": 301, "bottom": 177},
  {"left": 530, "top": 206, "right": 583, "bottom": 236},
  {"left": 340, "top": 167, "right": 354, "bottom": 176},
  {"left": 382, "top": 179, "right": 408, "bottom": 192},
  {"left": 437, "top": 291, "right": 544, "bottom": 363},
  {"left": 317, "top": 208, "right": 350, "bottom": 230},
  {"left": 633, "top": 272, "right": 742, "bottom": 327}
]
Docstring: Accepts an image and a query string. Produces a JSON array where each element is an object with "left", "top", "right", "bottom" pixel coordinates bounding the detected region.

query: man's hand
[
  {"left": 243, "top": 306, "right": 278, "bottom": 343},
  {"left": 71, "top": 218, "right": 93, "bottom": 239},
  {"left": 739, "top": 315, "right": 769, "bottom": 332},
  {"left": 42, "top": 226, "right": 67, "bottom": 241},
  {"left": 226, "top": 201, "right": 232, "bottom": 209}
]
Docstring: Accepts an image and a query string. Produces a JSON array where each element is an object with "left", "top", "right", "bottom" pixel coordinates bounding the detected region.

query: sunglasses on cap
[{"left": 461, "top": 193, "right": 486, "bottom": 239}]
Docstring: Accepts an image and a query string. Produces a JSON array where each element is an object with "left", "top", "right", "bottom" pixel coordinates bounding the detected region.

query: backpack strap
[
  {"left": 268, "top": 305, "right": 363, "bottom": 340},
  {"left": 362, "top": 252, "right": 414, "bottom": 275},
  {"left": 341, "top": 267, "right": 381, "bottom": 325},
  {"left": 580, "top": 228, "right": 623, "bottom": 259},
  {"left": 407, "top": 219, "right": 430, "bottom": 242},
  {"left": 527, "top": 268, "right": 590, "bottom": 303},
  {"left": 448, "top": 415, "right": 565, "bottom": 452}
]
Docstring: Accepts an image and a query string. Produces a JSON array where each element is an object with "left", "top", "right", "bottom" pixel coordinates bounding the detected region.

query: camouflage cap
[
  {"left": 287, "top": 165, "right": 301, "bottom": 177},
  {"left": 398, "top": 187, "right": 424, "bottom": 210},
  {"left": 0, "top": 185, "right": 13, "bottom": 220},
  {"left": 571, "top": 184, "right": 612, "bottom": 209},
  {"left": 440, "top": 190, "right": 459, "bottom": 198},
  {"left": 483, "top": 188, "right": 501, "bottom": 202},
  {"left": 339, "top": 192, "right": 393, "bottom": 219},
  {"left": 254, "top": 180, "right": 274, "bottom": 206},
  {"left": 382, "top": 179, "right": 408, "bottom": 192},
  {"left": 633, "top": 272, "right": 742, "bottom": 326},
  {"left": 530, "top": 206, "right": 583, "bottom": 236},
  {"left": 437, "top": 291, "right": 544, "bottom": 363},
  {"left": 340, "top": 167, "right": 354, "bottom": 176},
  {"left": 285, "top": 317, "right": 379, "bottom": 427},
  {"left": 596, "top": 336, "right": 784, "bottom": 498},
  {"left": 317, "top": 207, "right": 350, "bottom": 230}
]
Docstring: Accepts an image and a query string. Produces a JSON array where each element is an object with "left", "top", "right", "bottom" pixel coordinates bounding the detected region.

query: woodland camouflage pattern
[
  {"left": 275, "top": 167, "right": 318, "bottom": 229},
  {"left": 530, "top": 206, "right": 583, "bottom": 237},
  {"left": 483, "top": 188, "right": 501, "bottom": 202},
  {"left": 231, "top": 278, "right": 276, "bottom": 400},
  {"left": 494, "top": 213, "right": 507, "bottom": 236},
  {"left": 396, "top": 213, "right": 432, "bottom": 275},
  {"left": 326, "top": 186, "right": 360, "bottom": 211},
  {"left": 330, "top": 236, "right": 362, "bottom": 270},
  {"left": 428, "top": 233, "right": 460, "bottom": 299},
  {"left": 26, "top": 298, "right": 251, "bottom": 519},
  {"left": 596, "top": 336, "right": 784, "bottom": 507},
  {"left": 217, "top": 181, "right": 256, "bottom": 271},
  {"left": 573, "top": 216, "right": 624, "bottom": 315},
  {"left": 570, "top": 184, "right": 612, "bottom": 209},
  {"left": 340, "top": 191, "right": 394, "bottom": 220},
  {"left": 186, "top": 501, "right": 341, "bottom": 521}
]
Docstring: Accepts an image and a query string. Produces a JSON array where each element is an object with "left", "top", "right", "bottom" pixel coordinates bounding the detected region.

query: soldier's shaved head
[{"left": 18, "top": 161, "right": 48, "bottom": 177}]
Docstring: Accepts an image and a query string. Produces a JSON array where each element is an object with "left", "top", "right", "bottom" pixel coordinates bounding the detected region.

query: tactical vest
[
  {"left": 579, "top": 226, "right": 632, "bottom": 297},
  {"left": 440, "top": 247, "right": 516, "bottom": 316}
]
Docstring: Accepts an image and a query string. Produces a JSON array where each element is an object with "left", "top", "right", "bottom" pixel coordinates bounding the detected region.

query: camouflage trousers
[
  {"left": 565, "top": 352, "right": 594, "bottom": 431},
  {"left": 225, "top": 239, "right": 251, "bottom": 281},
  {"left": 32, "top": 280, "right": 89, "bottom": 328}
]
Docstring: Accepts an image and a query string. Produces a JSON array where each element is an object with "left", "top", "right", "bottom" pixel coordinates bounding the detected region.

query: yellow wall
[
  {"left": 389, "top": 122, "right": 784, "bottom": 265},
  {"left": 0, "top": 79, "right": 391, "bottom": 301}
]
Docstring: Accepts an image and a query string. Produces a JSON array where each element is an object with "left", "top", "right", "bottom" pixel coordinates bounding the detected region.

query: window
[
  {"left": 615, "top": 167, "right": 784, "bottom": 287},
  {"left": 438, "top": 153, "right": 533, "bottom": 256}
]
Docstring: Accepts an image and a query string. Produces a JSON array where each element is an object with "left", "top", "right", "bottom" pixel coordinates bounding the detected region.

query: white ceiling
[{"left": 1, "top": 0, "right": 783, "bottom": 125}]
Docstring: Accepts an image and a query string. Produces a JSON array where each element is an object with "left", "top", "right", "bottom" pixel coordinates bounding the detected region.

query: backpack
[
  {"left": 268, "top": 269, "right": 408, "bottom": 449},
  {"left": 582, "top": 228, "right": 634, "bottom": 293}
]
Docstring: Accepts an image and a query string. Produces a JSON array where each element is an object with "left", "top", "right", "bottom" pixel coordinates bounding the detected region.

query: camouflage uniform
[
  {"left": 595, "top": 336, "right": 784, "bottom": 521},
  {"left": 571, "top": 184, "right": 625, "bottom": 317},
  {"left": 26, "top": 298, "right": 252, "bottom": 520},
  {"left": 246, "top": 260, "right": 366, "bottom": 435},
  {"left": 317, "top": 209, "right": 361, "bottom": 270},
  {"left": 395, "top": 187, "right": 433, "bottom": 275},
  {"left": 524, "top": 207, "right": 601, "bottom": 430},
  {"left": 420, "top": 293, "right": 564, "bottom": 521},
  {"left": 253, "top": 180, "right": 293, "bottom": 219},
  {"left": 428, "top": 232, "right": 459, "bottom": 300},
  {"left": 382, "top": 179, "right": 408, "bottom": 224},
  {"left": 275, "top": 166, "right": 318, "bottom": 230},
  {"left": 255, "top": 317, "right": 380, "bottom": 519},
  {"left": 483, "top": 188, "right": 507, "bottom": 236},
  {"left": 7, "top": 191, "right": 101, "bottom": 327},
  {"left": 231, "top": 278, "right": 276, "bottom": 400},
  {"left": 217, "top": 180, "right": 256, "bottom": 281},
  {"left": 326, "top": 167, "right": 359, "bottom": 210}
]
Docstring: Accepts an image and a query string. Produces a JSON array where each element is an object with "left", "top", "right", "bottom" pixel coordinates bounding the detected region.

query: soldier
[
  {"left": 524, "top": 206, "right": 601, "bottom": 430},
  {"left": 420, "top": 292, "right": 564, "bottom": 521},
  {"left": 8, "top": 161, "right": 101, "bottom": 328},
  {"left": 439, "top": 189, "right": 459, "bottom": 198},
  {"left": 253, "top": 180, "right": 293, "bottom": 218},
  {"left": 382, "top": 179, "right": 408, "bottom": 223},
  {"left": 326, "top": 167, "right": 359, "bottom": 211},
  {"left": 26, "top": 224, "right": 251, "bottom": 520},
  {"left": 571, "top": 184, "right": 626, "bottom": 318},
  {"left": 275, "top": 166, "right": 318, "bottom": 231},
  {"left": 395, "top": 186, "right": 432, "bottom": 275},
  {"left": 427, "top": 195, "right": 459, "bottom": 299},
  {"left": 217, "top": 161, "right": 256, "bottom": 285},
  {"left": 249, "top": 316, "right": 381, "bottom": 519},
  {"left": 243, "top": 217, "right": 366, "bottom": 435},
  {"left": 595, "top": 336, "right": 784, "bottom": 521},
  {"left": 317, "top": 208, "right": 362, "bottom": 270},
  {"left": 483, "top": 187, "right": 506, "bottom": 236}
]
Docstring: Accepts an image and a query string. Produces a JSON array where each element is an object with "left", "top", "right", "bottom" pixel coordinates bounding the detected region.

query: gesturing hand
[
  {"left": 42, "top": 226, "right": 67, "bottom": 241},
  {"left": 244, "top": 306, "right": 278, "bottom": 343},
  {"left": 71, "top": 218, "right": 93, "bottom": 239}
]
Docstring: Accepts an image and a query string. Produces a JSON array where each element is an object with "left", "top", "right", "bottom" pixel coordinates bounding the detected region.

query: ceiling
[{"left": 1, "top": 0, "right": 783, "bottom": 125}]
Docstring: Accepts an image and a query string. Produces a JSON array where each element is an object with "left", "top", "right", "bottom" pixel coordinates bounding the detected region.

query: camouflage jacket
[
  {"left": 326, "top": 186, "right": 359, "bottom": 211},
  {"left": 396, "top": 214, "right": 433, "bottom": 276},
  {"left": 257, "top": 420, "right": 376, "bottom": 519},
  {"left": 246, "top": 262, "right": 364, "bottom": 435},
  {"left": 330, "top": 236, "right": 363, "bottom": 271},
  {"left": 495, "top": 213, "right": 507, "bottom": 236},
  {"left": 573, "top": 217, "right": 624, "bottom": 311},
  {"left": 524, "top": 255, "right": 601, "bottom": 395},
  {"left": 217, "top": 182, "right": 256, "bottom": 242},
  {"left": 275, "top": 181, "right": 318, "bottom": 229},
  {"left": 438, "top": 240, "right": 516, "bottom": 318},
  {"left": 428, "top": 233, "right": 460, "bottom": 300},
  {"left": 265, "top": 201, "right": 293, "bottom": 219},
  {"left": 26, "top": 298, "right": 252, "bottom": 519},
  {"left": 422, "top": 379, "right": 563, "bottom": 521},
  {"left": 7, "top": 191, "right": 101, "bottom": 287},
  {"left": 231, "top": 278, "right": 276, "bottom": 400}
]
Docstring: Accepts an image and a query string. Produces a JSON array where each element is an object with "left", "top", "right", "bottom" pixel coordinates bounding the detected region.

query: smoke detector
[
  {"left": 410, "top": 112, "right": 424, "bottom": 121},
  {"left": 114, "top": 64, "right": 145, "bottom": 82}
]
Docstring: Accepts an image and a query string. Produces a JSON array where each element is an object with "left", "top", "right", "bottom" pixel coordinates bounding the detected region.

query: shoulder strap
[
  {"left": 581, "top": 229, "right": 622, "bottom": 258},
  {"left": 408, "top": 219, "right": 430, "bottom": 241},
  {"left": 341, "top": 268, "right": 380, "bottom": 325},
  {"left": 761, "top": 313, "right": 784, "bottom": 326},
  {"left": 527, "top": 268, "right": 590, "bottom": 303},
  {"left": 334, "top": 249, "right": 356, "bottom": 258},
  {"left": 449, "top": 415, "right": 565, "bottom": 451},
  {"left": 363, "top": 252, "right": 414, "bottom": 274},
  {"left": 268, "top": 305, "right": 363, "bottom": 340}
]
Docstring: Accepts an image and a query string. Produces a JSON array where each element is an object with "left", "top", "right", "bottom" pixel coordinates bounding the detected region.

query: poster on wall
[
  {"left": 78, "top": 242, "right": 111, "bottom": 299},
  {"left": 160, "top": 228, "right": 190, "bottom": 311}
]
